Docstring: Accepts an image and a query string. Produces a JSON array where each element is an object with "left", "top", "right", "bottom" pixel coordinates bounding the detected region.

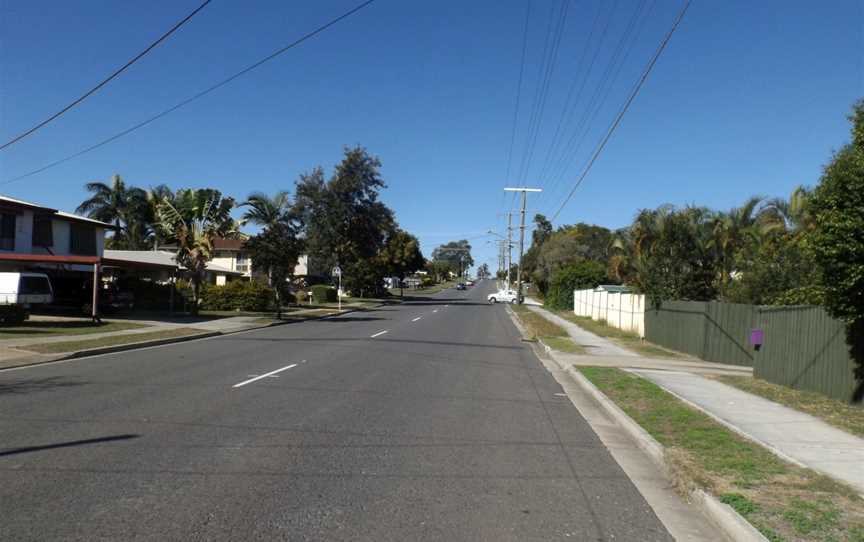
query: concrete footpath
[
  {"left": 631, "top": 369, "right": 864, "bottom": 494},
  {"left": 524, "top": 304, "right": 637, "bottom": 357},
  {"left": 527, "top": 303, "right": 864, "bottom": 495}
]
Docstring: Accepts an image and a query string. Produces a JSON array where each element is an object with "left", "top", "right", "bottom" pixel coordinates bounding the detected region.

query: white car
[{"left": 487, "top": 289, "right": 518, "bottom": 304}]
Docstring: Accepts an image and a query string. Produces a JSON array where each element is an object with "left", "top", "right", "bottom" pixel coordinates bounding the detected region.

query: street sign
[{"left": 332, "top": 266, "right": 342, "bottom": 277}]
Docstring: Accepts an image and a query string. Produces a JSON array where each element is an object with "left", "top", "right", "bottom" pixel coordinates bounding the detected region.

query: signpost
[{"left": 332, "top": 266, "right": 342, "bottom": 311}]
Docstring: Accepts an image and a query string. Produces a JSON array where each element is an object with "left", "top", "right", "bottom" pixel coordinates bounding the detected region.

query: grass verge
[
  {"left": 253, "top": 309, "right": 341, "bottom": 324},
  {"left": 579, "top": 366, "right": 864, "bottom": 542},
  {"left": 714, "top": 375, "right": 864, "bottom": 439},
  {"left": 20, "top": 328, "right": 205, "bottom": 354},
  {"left": 511, "top": 305, "right": 586, "bottom": 354},
  {"left": 555, "top": 311, "right": 684, "bottom": 358},
  {"left": 0, "top": 320, "right": 148, "bottom": 339}
]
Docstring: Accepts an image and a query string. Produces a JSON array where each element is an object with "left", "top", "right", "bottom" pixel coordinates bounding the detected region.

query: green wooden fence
[
  {"left": 644, "top": 301, "right": 756, "bottom": 366},
  {"left": 755, "top": 305, "right": 857, "bottom": 403},
  {"left": 645, "top": 301, "right": 859, "bottom": 401}
]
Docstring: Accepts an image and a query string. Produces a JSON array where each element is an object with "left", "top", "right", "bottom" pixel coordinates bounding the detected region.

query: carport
[{"left": 0, "top": 253, "right": 103, "bottom": 321}]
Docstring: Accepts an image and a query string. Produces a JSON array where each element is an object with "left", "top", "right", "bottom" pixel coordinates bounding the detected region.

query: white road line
[
  {"left": 432, "top": 309, "right": 438, "bottom": 313},
  {"left": 370, "top": 330, "right": 388, "bottom": 338},
  {"left": 411, "top": 316, "right": 422, "bottom": 322},
  {"left": 232, "top": 363, "right": 300, "bottom": 388}
]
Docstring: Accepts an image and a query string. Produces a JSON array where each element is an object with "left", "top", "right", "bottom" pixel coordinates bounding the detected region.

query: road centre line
[
  {"left": 232, "top": 363, "right": 300, "bottom": 388},
  {"left": 411, "top": 316, "right": 422, "bottom": 322},
  {"left": 370, "top": 330, "right": 388, "bottom": 338},
  {"left": 433, "top": 309, "right": 438, "bottom": 313}
]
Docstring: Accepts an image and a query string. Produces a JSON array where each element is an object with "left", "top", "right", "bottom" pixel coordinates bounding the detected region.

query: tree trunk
[{"left": 190, "top": 276, "right": 200, "bottom": 316}]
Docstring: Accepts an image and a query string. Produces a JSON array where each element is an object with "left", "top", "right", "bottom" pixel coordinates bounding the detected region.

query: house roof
[
  {"left": 0, "top": 195, "right": 116, "bottom": 229},
  {"left": 213, "top": 237, "right": 246, "bottom": 250},
  {"left": 103, "top": 250, "right": 243, "bottom": 275}
]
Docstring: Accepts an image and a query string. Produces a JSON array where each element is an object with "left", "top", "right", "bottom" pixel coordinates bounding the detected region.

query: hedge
[
  {"left": 200, "top": 280, "right": 273, "bottom": 312},
  {"left": 310, "top": 284, "right": 337, "bottom": 303}
]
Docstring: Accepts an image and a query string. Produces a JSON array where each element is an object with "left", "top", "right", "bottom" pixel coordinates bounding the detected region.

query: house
[
  {"left": 0, "top": 195, "right": 116, "bottom": 318},
  {"left": 210, "top": 237, "right": 320, "bottom": 286},
  {"left": 0, "top": 195, "right": 110, "bottom": 269},
  {"left": 102, "top": 250, "right": 243, "bottom": 284}
]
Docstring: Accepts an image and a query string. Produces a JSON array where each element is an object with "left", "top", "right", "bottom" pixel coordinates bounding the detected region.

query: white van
[{"left": 0, "top": 272, "right": 54, "bottom": 306}]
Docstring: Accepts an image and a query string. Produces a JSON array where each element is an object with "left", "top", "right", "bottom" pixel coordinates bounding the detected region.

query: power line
[
  {"left": 1, "top": 0, "right": 375, "bottom": 186},
  {"left": 550, "top": 0, "right": 691, "bottom": 222},
  {"left": 540, "top": 0, "right": 653, "bottom": 208},
  {"left": 502, "top": 1, "right": 532, "bottom": 212},
  {"left": 0, "top": 0, "right": 213, "bottom": 152},
  {"left": 517, "top": 0, "right": 570, "bottom": 186}
]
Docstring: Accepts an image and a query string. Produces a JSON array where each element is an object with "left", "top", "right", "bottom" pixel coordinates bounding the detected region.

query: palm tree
[
  {"left": 156, "top": 189, "right": 237, "bottom": 314},
  {"left": 240, "top": 191, "right": 291, "bottom": 227},
  {"left": 762, "top": 185, "right": 813, "bottom": 235},
  {"left": 146, "top": 184, "right": 175, "bottom": 249},
  {"left": 76, "top": 174, "right": 149, "bottom": 249},
  {"left": 710, "top": 196, "right": 765, "bottom": 290}
]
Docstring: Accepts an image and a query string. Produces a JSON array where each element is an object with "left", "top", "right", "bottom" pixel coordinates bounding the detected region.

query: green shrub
[
  {"left": 546, "top": 261, "right": 608, "bottom": 310},
  {"left": 310, "top": 284, "right": 337, "bottom": 303},
  {"left": 200, "top": 280, "right": 273, "bottom": 312}
]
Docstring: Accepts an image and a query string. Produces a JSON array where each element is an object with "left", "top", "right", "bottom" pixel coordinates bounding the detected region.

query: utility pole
[
  {"left": 506, "top": 212, "right": 513, "bottom": 290},
  {"left": 504, "top": 187, "right": 542, "bottom": 304}
]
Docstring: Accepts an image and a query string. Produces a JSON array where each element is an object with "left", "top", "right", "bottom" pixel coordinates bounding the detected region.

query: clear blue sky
[{"left": 1, "top": 0, "right": 862, "bottom": 272}]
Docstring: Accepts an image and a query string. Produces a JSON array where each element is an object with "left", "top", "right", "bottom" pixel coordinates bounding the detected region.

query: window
[
  {"left": 236, "top": 252, "right": 249, "bottom": 272},
  {"left": 19, "top": 276, "right": 51, "bottom": 296},
  {"left": 0, "top": 213, "right": 15, "bottom": 251},
  {"left": 32, "top": 216, "right": 53, "bottom": 247},
  {"left": 70, "top": 223, "right": 96, "bottom": 255}
]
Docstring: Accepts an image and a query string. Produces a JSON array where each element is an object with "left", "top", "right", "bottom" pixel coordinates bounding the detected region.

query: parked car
[
  {"left": 466, "top": 280, "right": 474, "bottom": 287},
  {"left": 456, "top": 283, "right": 466, "bottom": 290},
  {"left": 487, "top": 289, "right": 519, "bottom": 304},
  {"left": 0, "top": 272, "right": 54, "bottom": 325}
]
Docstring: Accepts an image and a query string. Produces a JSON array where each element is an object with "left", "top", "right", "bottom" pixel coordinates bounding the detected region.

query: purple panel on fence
[{"left": 750, "top": 328, "right": 764, "bottom": 346}]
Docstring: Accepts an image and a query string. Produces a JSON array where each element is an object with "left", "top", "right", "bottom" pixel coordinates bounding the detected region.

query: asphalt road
[{"left": 0, "top": 280, "right": 672, "bottom": 541}]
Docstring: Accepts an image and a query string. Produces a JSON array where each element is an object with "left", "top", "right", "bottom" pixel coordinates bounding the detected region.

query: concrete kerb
[
  {"left": 0, "top": 303, "right": 386, "bottom": 371},
  {"left": 505, "top": 306, "right": 767, "bottom": 542},
  {"left": 563, "top": 365, "right": 768, "bottom": 542}
]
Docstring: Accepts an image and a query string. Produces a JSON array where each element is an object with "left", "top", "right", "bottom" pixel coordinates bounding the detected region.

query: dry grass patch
[
  {"left": 0, "top": 320, "right": 148, "bottom": 339},
  {"left": 511, "top": 306, "right": 585, "bottom": 354},
  {"left": 715, "top": 375, "right": 864, "bottom": 439},
  {"left": 555, "top": 311, "right": 685, "bottom": 358},
  {"left": 580, "top": 366, "right": 864, "bottom": 542},
  {"left": 21, "top": 328, "right": 204, "bottom": 354}
]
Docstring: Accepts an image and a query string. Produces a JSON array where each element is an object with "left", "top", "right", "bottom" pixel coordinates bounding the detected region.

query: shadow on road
[
  {"left": 0, "top": 377, "right": 86, "bottom": 396},
  {"left": 0, "top": 434, "right": 139, "bottom": 458}
]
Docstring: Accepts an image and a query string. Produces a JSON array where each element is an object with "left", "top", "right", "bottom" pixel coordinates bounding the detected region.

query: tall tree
[
  {"left": 808, "top": 99, "right": 864, "bottom": 390},
  {"left": 245, "top": 218, "right": 304, "bottom": 318},
  {"left": 379, "top": 229, "right": 425, "bottom": 296},
  {"left": 293, "top": 147, "right": 396, "bottom": 297},
  {"left": 156, "top": 189, "right": 237, "bottom": 314},
  {"left": 431, "top": 240, "right": 474, "bottom": 278}
]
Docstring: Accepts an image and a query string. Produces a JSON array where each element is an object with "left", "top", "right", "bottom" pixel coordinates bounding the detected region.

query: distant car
[
  {"left": 456, "top": 283, "right": 466, "bottom": 291},
  {"left": 487, "top": 289, "right": 519, "bottom": 304},
  {"left": 466, "top": 280, "right": 474, "bottom": 287}
]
